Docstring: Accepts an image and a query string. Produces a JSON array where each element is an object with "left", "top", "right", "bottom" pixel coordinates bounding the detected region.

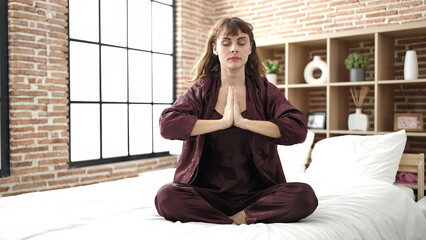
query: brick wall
[
  {"left": 175, "top": 0, "right": 215, "bottom": 95},
  {"left": 1, "top": 0, "right": 177, "bottom": 197}
]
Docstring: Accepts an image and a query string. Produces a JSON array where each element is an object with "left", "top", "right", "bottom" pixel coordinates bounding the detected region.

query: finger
[
  {"left": 227, "top": 86, "right": 233, "bottom": 106},
  {"left": 232, "top": 88, "right": 239, "bottom": 110}
]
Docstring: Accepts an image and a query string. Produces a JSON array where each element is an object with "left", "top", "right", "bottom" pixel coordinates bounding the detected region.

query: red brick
[
  {"left": 0, "top": 176, "right": 20, "bottom": 185},
  {"left": 12, "top": 182, "right": 47, "bottom": 191},
  {"left": 39, "top": 158, "right": 69, "bottom": 166},
  {"left": 48, "top": 178, "right": 79, "bottom": 186},
  {"left": 22, "top": 174, "right": 55, "bottom": 182}
]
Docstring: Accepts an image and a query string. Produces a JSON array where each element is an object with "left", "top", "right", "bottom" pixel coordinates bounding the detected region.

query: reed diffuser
[
  {"left": 350, "top": 86, "right": 369, "bottom": 108},
  {"left": 348, "top": 86, "right": 369, "bottom": 131}
]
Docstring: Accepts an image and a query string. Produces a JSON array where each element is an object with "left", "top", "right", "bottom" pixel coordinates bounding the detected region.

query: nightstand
[{"left": 417, "top": 197, "right": 426, "bottom": 218}]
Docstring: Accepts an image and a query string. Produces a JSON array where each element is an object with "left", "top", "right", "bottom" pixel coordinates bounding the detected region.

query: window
[
  {"left": 0, "top": 0, "right": 10, "bottom": 177},
  {"left": 69, "top": 0, "right": 175, "bottom": 167}
]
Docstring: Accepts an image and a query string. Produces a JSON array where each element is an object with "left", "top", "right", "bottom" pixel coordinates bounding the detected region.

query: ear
[{"left": 212, "top": 42, "right": 218, "bottom": 55}]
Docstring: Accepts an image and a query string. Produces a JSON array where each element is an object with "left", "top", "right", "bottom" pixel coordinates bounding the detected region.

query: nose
[{"left": 231, "top": 43, "right": 238, "bottom": 53}]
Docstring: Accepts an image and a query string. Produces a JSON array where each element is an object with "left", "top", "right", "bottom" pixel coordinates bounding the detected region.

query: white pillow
[
  {"left": 278, "top": 131, "right": 315, "bottom": 179},
  {"left": 305, "top": 130, "right": 407, "bottom": 184}
]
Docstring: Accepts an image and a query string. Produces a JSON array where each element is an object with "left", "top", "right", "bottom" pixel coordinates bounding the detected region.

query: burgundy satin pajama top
[
  {"left": 192, "top": 110, "right": 266, "bottom": 195},
  {"left": 159, "top": 76, "right": 307, "bottom": 186}
]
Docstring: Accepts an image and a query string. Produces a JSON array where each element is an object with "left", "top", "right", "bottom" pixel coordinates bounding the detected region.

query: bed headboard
[{"left": 398, "top": 153, "right": 425, "bottom": 200}]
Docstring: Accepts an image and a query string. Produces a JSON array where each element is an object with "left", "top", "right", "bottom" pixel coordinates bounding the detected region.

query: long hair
[{"left": 189, "top": 17, "right": 265, "bottom": 83}]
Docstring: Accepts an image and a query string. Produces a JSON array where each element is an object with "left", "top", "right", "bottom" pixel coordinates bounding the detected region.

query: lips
[{"left": 228, "top": 56, "right": 241, "bottom": 61}]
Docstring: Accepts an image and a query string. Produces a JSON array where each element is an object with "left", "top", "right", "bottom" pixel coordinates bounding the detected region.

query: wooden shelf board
[
  {"left": 377, "top": 131, "right": 426, "bottom": 137},
  {"left": 378, "top": 79, "right": 426, "bottom": 85},
  {"left": 330, "top": 81, "right": 375, "bottom": 87},
  {"left": 287, "top": 83, "right": 327, "bottom": 88},
  {"left": 329, "top": 130, "right": 376, "bottom": 135}
]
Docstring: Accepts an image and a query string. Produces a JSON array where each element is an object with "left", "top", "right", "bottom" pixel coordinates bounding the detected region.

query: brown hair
[{"left": 189, "top": 17, "right": 265, "bottom": 83}]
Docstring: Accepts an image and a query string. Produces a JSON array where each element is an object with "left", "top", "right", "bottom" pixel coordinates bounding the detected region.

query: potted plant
[
  {"left": 344, "top": 52, "right": 371, "bottom": 82},
  {"left": 263, "top": 59, "right": 280, "bottom": 85}
]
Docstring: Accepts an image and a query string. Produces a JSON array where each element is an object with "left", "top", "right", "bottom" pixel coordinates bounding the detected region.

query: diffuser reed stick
[{"left": 350, "top": 86, "right": 369, "bottom": 108}]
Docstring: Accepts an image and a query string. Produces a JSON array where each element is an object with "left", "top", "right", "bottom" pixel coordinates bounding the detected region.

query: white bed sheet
[{"left": 0, "top": 168, "right": 425, "bottom": 240}]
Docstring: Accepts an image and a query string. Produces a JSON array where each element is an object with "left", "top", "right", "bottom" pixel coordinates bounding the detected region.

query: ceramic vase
[
  {"left": 404, "top": 50, "right": 418, "bottom": 80},
  {"left": 348, "top": 108, "right": 368, "bottom": 131},
  {"left": 304, "top": 56, "right": 327, "bottom": 84},
  {"left": 266, "top": 73, "right": 277, "bottom": 85}
]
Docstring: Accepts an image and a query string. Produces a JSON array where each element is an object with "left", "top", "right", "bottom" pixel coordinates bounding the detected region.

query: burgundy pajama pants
[{"left": 155, "top": 182, "right": 318, "bottom": 224}]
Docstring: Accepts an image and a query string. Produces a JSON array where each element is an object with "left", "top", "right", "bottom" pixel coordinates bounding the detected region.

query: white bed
[
  {"left": 0, "top": 167, "right": 425, "bottom": 240},
  {"left": 1, "top": 131, "right": 425, "bottom": 240}
]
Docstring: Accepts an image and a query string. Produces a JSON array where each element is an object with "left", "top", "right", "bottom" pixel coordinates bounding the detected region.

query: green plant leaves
[
  {"left": 344, "top": 53, "right": 371, "bottom": 70},
  {"left": 263, "top": 59, "right": 281, "bottom": 74}
]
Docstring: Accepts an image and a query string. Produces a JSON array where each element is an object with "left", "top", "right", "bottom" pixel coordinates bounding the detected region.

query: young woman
[{"left": 155, "top": 17, "right": 318, "bottom": 225}]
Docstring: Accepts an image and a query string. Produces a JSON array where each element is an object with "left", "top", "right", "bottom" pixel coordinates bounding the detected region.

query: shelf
[
  {"left": 377, "top": 131, "right": 426, "bottom": 137},
  {"left": 258, "top": 22, "right": 426, "bottom": 195},
  {"left": 258, "top": 22, "right": 426, "bottom": 171},
  {"left": 330, "top": 81, "right": 375, "bottom": 87},
  {"left": 378, "top": 79, "right": 426, "bottom": 85},
  {"left": 329, "top": 130, "right": 376, "bottom": 135},
  {"left": 287, "top": 83, "right": 327, "bottom": 88}
]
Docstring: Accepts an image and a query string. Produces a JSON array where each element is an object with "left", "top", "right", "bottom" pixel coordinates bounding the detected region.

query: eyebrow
[{"left": 221, "top": 36, "right": 248, "bottom": 40}]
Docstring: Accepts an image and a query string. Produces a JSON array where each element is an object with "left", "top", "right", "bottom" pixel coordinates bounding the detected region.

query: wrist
[
  {"left": 235, "top": 117, "right": 249, "bottom": 130},
  {"left": 219, "top": 118, "right": 232, "bottom": 130}
]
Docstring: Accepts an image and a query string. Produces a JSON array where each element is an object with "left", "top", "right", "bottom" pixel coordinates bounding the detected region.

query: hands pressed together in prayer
[
  {"left": 222, "top": 86, "right": 245, "bottom": 129},
  {"left": 190, "top": 86, "right": 280, "bottom": 138}
]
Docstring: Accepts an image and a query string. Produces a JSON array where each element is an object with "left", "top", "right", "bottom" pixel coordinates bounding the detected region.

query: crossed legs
[{"left": 155, "top": 182, "right": 318, "bottom": 224}]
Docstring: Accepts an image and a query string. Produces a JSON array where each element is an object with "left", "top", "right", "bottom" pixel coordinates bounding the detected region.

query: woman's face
[{"left": 213, "top": 29, "right": 252, "bottom": 72}]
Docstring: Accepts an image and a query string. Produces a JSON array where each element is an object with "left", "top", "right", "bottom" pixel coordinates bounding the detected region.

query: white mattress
[{"left": 0, "top": 168, "right": 425, "bottom": 240}]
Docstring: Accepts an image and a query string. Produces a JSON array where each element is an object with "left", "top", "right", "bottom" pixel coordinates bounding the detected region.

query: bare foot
[{"left": 229, "top": 210, "right": 247, "bottom": 225}]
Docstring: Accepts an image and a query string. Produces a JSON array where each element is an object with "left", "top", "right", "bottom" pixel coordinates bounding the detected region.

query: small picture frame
[
  {"left": 307, "top": 112, "right": 326, "bottom": 129},
  {"left": 394, "top": 113, "right": 423, "bottom": 132}
]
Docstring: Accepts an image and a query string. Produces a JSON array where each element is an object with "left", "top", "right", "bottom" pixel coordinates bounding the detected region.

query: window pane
[
  {"left": 129, "top": 104, "right": 152, "bottom": 155},
  {"left": 101, "top": 0, "right": 127, "bottom": 46},
  {"left": 70, "top": 41, "right": 99, "bottom": 101},
  {"left": 152, "top": 54, "right": 173, "bottom": 103},
  {"left": 128, "top": 0, "right": 151, "bottom": 50},
  {"left": 153, "top": 104, "right": 171, "bottom": 152},
  {"left": 101, "top": 46, "right": 127, "bottom": 102},
  {"left": 156, "top": 0, "right": 173, "bottom": 5},
  {"left": 71, "top": 104, "right": 100, "bottom": 161},
  {"left": 69, "top": 0, "right": 99, "bottom": 42},
  {"left": 102, "top": 104, "right": 128, "bottom": 158},
  {"left": 129, "top": 50, "right": 151, "bottom": 102},
  {"left": 152, "top": 2, "right": 173, "bottom": 54}
]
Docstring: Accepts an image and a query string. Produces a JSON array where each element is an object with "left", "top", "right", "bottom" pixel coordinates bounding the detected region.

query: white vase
[
  {"left": 348, "top": 108, "right": 368, "bottom": 131},
  {"left": 304, "top": 56, "right": 327, "bottom": 84},
  {"left": 266, "top": 73, "right": 277, "bottom": 85},
  {"left": 404, "top": 50, "right": 418, "bottom": 80}
]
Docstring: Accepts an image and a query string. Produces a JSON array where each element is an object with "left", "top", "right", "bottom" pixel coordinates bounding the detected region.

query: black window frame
[
  {"left": 68, "top": 0, "right": 176, "bottom": 168},
  {"left": 0, "top": 0, "right": 10, "bottom": 177}
]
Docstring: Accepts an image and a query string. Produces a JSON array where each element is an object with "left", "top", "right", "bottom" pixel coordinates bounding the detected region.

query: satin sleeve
[
  {"left": 265, "top": 82, "right": 307, "bottom": 145},
  {"left": 159, "top": 82, "right": 203, "bottom": 141}
]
